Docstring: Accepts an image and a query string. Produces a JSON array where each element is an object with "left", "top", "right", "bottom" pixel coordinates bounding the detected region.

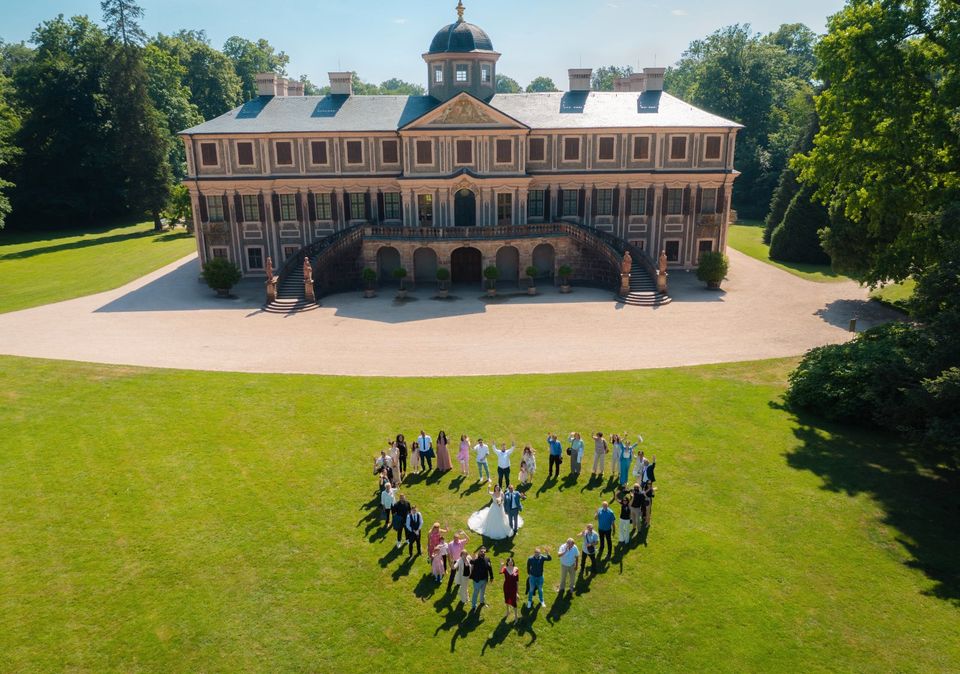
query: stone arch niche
[
  {"left": 450, "top": 246, "right": 482, "bottom": 283},
  {"left": 532, "top": 243, "right": 556, "bottom": 279},
  {"left": 377, "top": 246, "right": 402, "bottom": 283},
  {"left": 413, "top": 247, "right": 439, "bottom": 285},
  {"left": 454, "top": 188, "right": 477, "bottom": 227},
  {"left": 495, "top": 245, "right": 520, "bottom": 286}
]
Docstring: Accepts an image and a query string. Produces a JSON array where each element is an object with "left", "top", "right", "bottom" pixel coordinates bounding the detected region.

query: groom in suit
[{"left": 504, "top": 484, "right": 525, "bottom": 536}]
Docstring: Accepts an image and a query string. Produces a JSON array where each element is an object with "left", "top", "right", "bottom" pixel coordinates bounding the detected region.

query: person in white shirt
[
  {"left": 380, "top": 483, "right": 396, "bottom": 528},
  {"left": 418, "top": 430, "right": 434, "bottom": 472},
  {"left": 473, "top": 438, "right": 491, "bottom": 482},
  {"left": 492, "top": 442, "right": 516, "bottom": 488},
  {"left": 557, "top": 538, "right": 579, "bottom": 594}
]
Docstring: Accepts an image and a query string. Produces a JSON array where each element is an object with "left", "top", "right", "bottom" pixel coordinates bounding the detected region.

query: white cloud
[
  {"left": 671, "top": 9, "right": 688, "bottom": 16},
  {"left": 392, "top": 18, "right": 407, "bottom": 24},
  {"left": 606, "top": 2, "right": 620, "bottom": 7}
]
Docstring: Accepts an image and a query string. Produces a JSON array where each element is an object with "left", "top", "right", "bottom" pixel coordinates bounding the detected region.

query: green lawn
[
  {"left": 0, "top": 356, "right": 956, "bottom": 673},
  {"left": 0, "top": 222, "right": 196, "bottom": 313},
  {"left": 727, "top": 221, "right": 848, "bottom": 282},
  {"left": 870, "top": 278, "right": 916, "bottom": 312}
]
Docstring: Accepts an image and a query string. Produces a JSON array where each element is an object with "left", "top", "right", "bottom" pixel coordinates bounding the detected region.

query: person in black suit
[
  {"left": 405, "top": 505, "right": 423, "bottom": 556},
  {"left": 392, "top": 493, "right": 410, "bottom": 548},
  {"left": 469, "top": 547, "right": 494, "bottom": 610}
]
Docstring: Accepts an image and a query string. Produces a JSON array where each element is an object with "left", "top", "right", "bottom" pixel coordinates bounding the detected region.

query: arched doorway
[
  {"left": 496, "top": 246, "right": 520, "bottom": 286},
  {"left": 532, "top": 243, "right": 556, "bottom": 279},
  {"left": 413, "top": 247, "right": 438, "bottom": 285},
  {"left": 454, "top": 189, "right": 476, "bottom": 227},
  {"left": 451, "top": 246, "right": 482, "bottom": 283},
  {"left": 377, "top": 246, "right": 401, "bottom": 283}
]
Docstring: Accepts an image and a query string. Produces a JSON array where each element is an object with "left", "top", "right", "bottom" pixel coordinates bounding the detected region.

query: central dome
[{"left": 428, "top": 20, "right": 494, "bottom": 53}]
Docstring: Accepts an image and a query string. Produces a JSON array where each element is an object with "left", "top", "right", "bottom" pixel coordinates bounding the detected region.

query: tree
[
  {"left": 0, "top": 69, "right": 19, "bottom": 228},
  {"left": 591, "top": 65, "right": 632, "bottom": 91},
  {"left": 298, "top": 74, "right": 322, "bottom": 96},
  {"left": 768, "top": 184, "right": 831, "bottom": 264},
  {"left": 764, "top": 103, "right": 818, "bottom": 243},
  {"left": 143, "top": 43, "right": 202, "bottom": 180},
  {"left": 378, "top": 78, "right": 425, "bottom": 95},
  {"left": 525, "top": 76, "right": 558, "bottom": 92},
  {"left": 100, "top": 0, "right": 145, "bottom": 47},
  {"left": 495, "top": 74, "right": 520, "bottom": 93},
  {"left": 153, "top": 31, "right": 241, "bottom": 120},
  {"left": 222, "top": 36, "right": 288, "bottom": 100}
]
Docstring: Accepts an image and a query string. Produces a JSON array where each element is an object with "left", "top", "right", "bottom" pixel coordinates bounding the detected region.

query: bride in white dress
[{"left": 467, "top": 485, "right": 523, "bottom": 539}]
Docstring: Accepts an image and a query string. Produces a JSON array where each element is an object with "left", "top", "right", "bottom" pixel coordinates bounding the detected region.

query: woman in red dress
[{"left": 500, "top": 556, "right": 520, "bottom": 623}]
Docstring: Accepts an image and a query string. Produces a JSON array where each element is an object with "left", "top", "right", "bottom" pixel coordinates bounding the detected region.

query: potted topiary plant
[
  {"left": 525, "top": 265, "right": 539, "bottom": 295},
  {"left": 361, "top": 267, "right": 377, "bottom": 298},
  {"left": 201, "top": 257, "right": 242, "bottom": 298},
  {"left": 393, "top": 266, "right": 408, "bottom": 299},
  {"left": 696, "top": 251, "right": 729, "bottom": 290},
  {"left": 483, "top": 265, "right": 500, "bottom": 297},
  {"left": 558, "top": 264, "right": 573, "bottom": 293},
  {"left": 435, "top": 267, "right": 451, "bottom": 299}
]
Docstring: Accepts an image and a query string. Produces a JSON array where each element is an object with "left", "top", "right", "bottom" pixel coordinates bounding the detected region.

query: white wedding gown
[{"left": 468, "top": 496, "right": 523, "bottom": 539}]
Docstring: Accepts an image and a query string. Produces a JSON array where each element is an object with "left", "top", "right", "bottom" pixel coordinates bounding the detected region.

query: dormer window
[
  {"left": 481, "top": 64, "right": 491, "bottom": 83},
  {"left": 455, "top": 64, "right": 468, "bottom": 83},
  {"left": 434, "top": 65, "right": 443, "bottom": 83}
]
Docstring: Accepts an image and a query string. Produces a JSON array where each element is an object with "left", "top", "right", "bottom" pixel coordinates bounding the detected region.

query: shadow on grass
[
  {"left": 545, "top": 589, "right": 573, "bottom": 625},
  {"left": 579, "top": 474, "right": 604, "bottom": 493},
  {"left": 378, "top": 544, "right": 403, "bottom": 568},
  {"left": 480, "top": 618, "right": 515, "bottom": 655},
  {"left": 516, "top": 605, "right": 539, "bottom": 647},
  {"left": 414, "top": 573, "right": 440, "bottom": 600},
  {"left": 557, "top": 473, "right": 579, "bottom": 491},
  {"left": 459, "top": 480, "right": 484, "bottom": 499},
  {"left": 0, "top": 228, "right": 169, "bottom": 260},
  {"left": 434, "top": 601, "right": 467, "bottom": 638},
  {"left": 448, "top": 475, "right": 465, "bottom": 493},
  {"left": 535, "top": 476, "right": 557, "bottom": 497},
  {"left": 449, "top": 606, "right": 484, "bottom": 652},
  {"left": 391, "top": 554, "right": 418, "bottom": 580},
  {"left": 781, "top": 404, "right": 960, "bottom": 606}
]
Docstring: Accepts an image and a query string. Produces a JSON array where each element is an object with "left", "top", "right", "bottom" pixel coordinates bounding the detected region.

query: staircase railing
[{"left": 274, "top": 224, "right": 364, "bottom": 299}]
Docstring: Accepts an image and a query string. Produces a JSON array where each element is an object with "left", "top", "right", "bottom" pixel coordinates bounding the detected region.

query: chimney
[
  {"left": 287, "top": 80, "right": 304, "bottom": 96},
  {"left": 642, "top": 67, "right": 665, "bottom": 92},
  {"left": 614, "top": 73, "right": 646, "bottom": 92},
  {"left": 275, "top": 77, "right": 288, "bottom": 96},
  {"left": 568, "top": 68, "right": 592, "bottom": 92},
  {"left": 256, "top": 72, "right": 277, "bottom": 96},
  {"left": 328, "top": 71, "right": 354, "bottom": 96}
]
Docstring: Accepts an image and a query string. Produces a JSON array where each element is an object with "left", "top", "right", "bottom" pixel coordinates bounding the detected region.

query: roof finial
[{"left": 456, "top": 0, "right": 465, "bottom": 22}]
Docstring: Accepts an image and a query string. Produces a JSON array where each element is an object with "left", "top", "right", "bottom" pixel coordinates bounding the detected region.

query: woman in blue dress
[{"left": 615, "top": 434, "right": 642, "bottom": 485}]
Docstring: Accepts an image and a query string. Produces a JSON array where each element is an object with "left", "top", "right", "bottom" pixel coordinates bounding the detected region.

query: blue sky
[{"left": 2, "top": 0, "right": 846, "bottom": 88}]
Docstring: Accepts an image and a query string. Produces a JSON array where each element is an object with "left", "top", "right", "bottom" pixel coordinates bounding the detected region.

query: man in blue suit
[{"left": 504, "top": 484, "right": 525, "bottom": 535}]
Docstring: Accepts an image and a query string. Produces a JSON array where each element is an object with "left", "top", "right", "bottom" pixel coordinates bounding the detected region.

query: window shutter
[
  {"left": 234, "top": 193, "right": 243, "bottom": 224},
  {"left": 683, "top": 186, "right": 691, "bottom": 215},
  {"left": 331, "top": 192, "right": 339, "bottom": 224},
  {"left": 625, "top": 188, "right": 633, "bottom": 217},
  {"left": 221, "top": 194, "right": 230, "bottom": 222},
  {"left": 198, "top": 194, "right": 208, "bottom": 223},
  {"left": 364, "top": 191, "right": 372, "bottom": 222},
  {"left": 257, "top": 193, "right": 265, "bottom": 222},
  {"left": 556, "top": 188, "right": 562, "bottom": 217},
  {"left": 646, "top": 186, "right": 655, "bottom": 216},
  {"left": 695, "top": 187, "right": 702, "bottom": 215},
  {"left": 543, "top": 187, "right": 551, "bottom": 221},
  {"left": 271, "top": 193, "right": 281, "bottom": 221},
  {"left": 612, "top": 187, "right": 620, "bottom": 217},
  {"left": 661, "top": 187, "right": 669, "bottom": 216},
  {"left": 295, "top": 191, "right": 304, "bottom": 222},
  {"left": 591, "top": 187, "right": 598, "bottom": 217},
  {"left": 343, "top": 192, "right": 351, "bottom": 222},
  {"left": 308, "top": 191, "right": 316, "bottom": 221},
  {"left": 377, "top": 191, "right": 385, "bottom": 222},
  {"left": 718, "top": 186, "right": 726, "bottom": 214},
  {"left": 578, "top": 188, "right": 585, "bottom": 218}
]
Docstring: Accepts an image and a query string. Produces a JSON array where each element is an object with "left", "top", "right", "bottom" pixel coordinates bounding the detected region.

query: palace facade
[{"left": 180, "top": 3, "right": 741, "bottom": 305}]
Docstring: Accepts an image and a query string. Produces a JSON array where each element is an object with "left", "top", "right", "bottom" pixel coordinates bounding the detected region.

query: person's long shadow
[
  {"left": 433, "top": 584, "right": 456, "bottom": 612},
  {"left": 424, "top": 469, "right": 444, "bottom": 486},
  {"left": 459, "top": 480, "right": 484, "bottom": 499},
  {"left": 535, "top": 476, "right": 557, "bottom": 498},
  {"left": 545, "top": 589, "right": 573, "bottom": 625},
  {"left": 575, "top": 566, "right": 597, "bottom": 596},
  {"left": 449, "top": 606, "right": 483, "bottom": 652},
  {"left": 448, "top": 475, "right": 466, "bottom": 493},
  {"left": 414, "top": 573, "right": 440, "bottom": 600},
  {"left": 782, "top": 405, "right": 960, "bottom": 605},
  {"left": 557, "top": 473, "right": 579, "bottom": 492},
  {"left": 391, "top": 554, "right": 417, "bottom": 581},
  {"left": 434, "top": 602, "right": 467, "bottom": 637},
  {"left": 481, "top": 618, "right": 515, "bottom": 655},
  {"left": 364, "top": 521, "right": 389, "bottom": 543},
  {"left": 579, "top": 474, "right": 604, "bottom": 493},
  {"left": 379, "top": 545, "right": 403, "bottom": 568},
  {"left": 516, "top": 605, "right": 539, "bottom": 647}
]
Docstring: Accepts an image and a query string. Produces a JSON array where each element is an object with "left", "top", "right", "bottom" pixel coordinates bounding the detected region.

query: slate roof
[
  {"left": 180, "top": 91, "right": 742, "bottom": 135},
  {"left": 428, "top": 20, "right": 495, "bottom": 53}
]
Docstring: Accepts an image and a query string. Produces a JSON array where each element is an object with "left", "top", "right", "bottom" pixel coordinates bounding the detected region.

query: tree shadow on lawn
[
  {"left": 0, "top": 228, "right": 162, "bottom": 260},
  {"left": 781, "top": 405, "right": 960, "bottom": 606}
]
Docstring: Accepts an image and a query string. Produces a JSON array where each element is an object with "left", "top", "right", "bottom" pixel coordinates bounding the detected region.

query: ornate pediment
[
  {"left": 432, "top": 98, "right": 496, "bottom": 125},
  {"left": 402, "top": 92, "right": 527, "bottom": 130}
]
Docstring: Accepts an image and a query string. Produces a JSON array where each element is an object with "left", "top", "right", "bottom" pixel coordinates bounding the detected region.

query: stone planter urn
[
  {"left": 559, "top": 284, "right": 572, "bottom": 294},
  {"left": 363, "top": 288, "right": 377, "bottom": 298},
  {"left": 437, "top": 287, "right": 449, "bottom": 299},
  {"left": 486, "top": 287, "right": 497, "bottom": 298},
  {"left": 396, "top": 288, "right": 408, "bottom": 300}
]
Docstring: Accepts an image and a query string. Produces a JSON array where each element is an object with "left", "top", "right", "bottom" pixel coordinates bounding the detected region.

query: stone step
[{"left": 263, "top": 299, "right": 319, "bottom": 314}]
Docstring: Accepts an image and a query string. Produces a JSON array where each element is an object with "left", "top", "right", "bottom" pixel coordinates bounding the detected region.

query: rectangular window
[
  {"left": 563, "top": 137, "right": 580, "bottom": 161},
  {"left": 598, "top": 137, "right": 615, "bottom": 161},
  {"left": 210, "top": 246, "right": 228, "bottom": 259},
  {"left": 434, "top": 65, "right": 443, "bottom": 83},
  {"left": 455, "top": 64, "right": 468, "bottom": 83},
  {"left": 664, "top": 240, "right": 680, "bottom": 263},
  {"left": 528, "top": 189, "right": 544, "bottom": 218},
  {"left": 279, "top": 194, "right": 297, "bottom": 221},
  {"left": 314, "top": 193, "right": 332, "bottom": 220},
  {"left": 242, "top": 195, "right": 259, "bottom": 221},
  {"left": 481, "top": 64, "right": 491, "bottom": 83},
  {"left": 667, "top": 188, "right": 683, "bottom": 215},
  {"left": 275, "top": 141, "right": 293, "bottom": 166},
  {"left": 346, "top": 140, "right": 363, "bottom": 165},
  {"left": 383, "top": 192, "right": 401, "bottom": 220},
  {"left": 349, "top": 193, "right": 365, "bottom": 220},
  {"left": 206, "top": 195, "right": 224, "bottom": 222},
  {"left": 200, "top": 142, "right": 218, "bottom": 167},
  {"left": 381, "top": 139, "right": 399, "bottom": 164},
  {"left": 246, "top": 246, "right": 264, "bottom": 270},
  {"left": 528, "top": 137, "right": 545, "bottom": 162},
  {"left": 417, "top": 194, "right": 433, "bottom": 225},
  {"left": 455, "top": 139, "right": 473, "bottom": 165},
  {"left": 633, "top": 136, "right": 650, "bottom": 160},
  {"left": 495, "top": 139, "right": 512, "bottom": 164},
  {"left": 697, "top": 239, "right": 713, "bottom": 262},
  {"left": 310, "top": 140, "right": 328, "bottom": 165},
  {"left": 562, "top": 189, "right": 578, "bottom": 216},
  {"left": 670, "top": 136, "right": 687, "bottom": 160},
  {"left": 497, "top": 193, "right": 512, "bottom": 224},
  {"left": 415, "top": 140, "right": 433, "bottom": 165},
  {"left": 236, "top": 142, "right": 254, "bottom": 166},
  {"left": 629, "top": 188, "right": 646, "bottom": 216},
  {"left": 596, "top": 189, "right": 613, "bottom": 216},
  {"left": 704, "top": 136, "right": 722, "bottom": 160},
  {"left": 701, "top": 187, "right": 718, "bottom": 214}
]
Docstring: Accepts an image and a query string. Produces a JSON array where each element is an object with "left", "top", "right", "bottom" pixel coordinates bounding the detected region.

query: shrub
[
  {"left": 392, "top": 266, "right": 407, "bottom": 289},
  {"left": 201, "top": 258, "right": 242, "bottom": 293},
  {"left": 696, "top": 251, "right": 729, "bottom": 284},
  {"left": 764, "top": 166, "right": 799, "bottom": 244},
  {"left": 435, "top": 267, "right": 450, "bottom": 282},
  {"left": 361, "top": 267, "right": 377, "bottom": 287},
  {"left": 769, "top": 184, "right": 831, "bottom": 264},
  {"left": 483, "top": 265, "right": 500, "bottom": 289},
  {"left": 525, "top": 266, "right": 539, "bottom": 283},
  {"left": 558, "top": 264, "right": 572, "bottom": 281}
]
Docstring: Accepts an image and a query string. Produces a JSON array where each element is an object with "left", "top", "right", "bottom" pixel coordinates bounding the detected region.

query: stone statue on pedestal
[
  {"left": 303, "top": 257, "right": 314, "bottom": 285},
  {"left": 265, "top": 256, "right": 274, "bottom": 281},
  {"left": 621, "top": 250, "right": 633, "bottom": 275},
  {"left": 659, "top": 250, "right": 668, "bottom": 276}
]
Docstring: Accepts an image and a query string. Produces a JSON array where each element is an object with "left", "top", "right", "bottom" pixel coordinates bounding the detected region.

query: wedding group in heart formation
[{"left": 372, "top": 429, "right": 659, "bottom": 622}]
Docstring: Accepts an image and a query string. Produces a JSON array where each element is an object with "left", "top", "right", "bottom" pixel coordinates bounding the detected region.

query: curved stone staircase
[
  {"left": 618, "top": 256, "right": 672, "bottom": 307},
  {"left": 263, "top": 257, "right": 319, "bottom": 313}
]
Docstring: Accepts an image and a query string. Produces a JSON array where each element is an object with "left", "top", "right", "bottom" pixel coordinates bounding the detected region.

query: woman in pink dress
[
  {"left": 445, "top": 531, "right": 470, "bottom": 591},
  {"left": 427, "top": 522, "right": 448, "bottom": 566},
  {"left": 431, "top": 538, "right": 448, "bottom": 581},
  {"left": 410, "top": 440, "right": 421, "bottom": 473},
  {"left": 435, "top": 430, "right": 453, "bottom": 471},
  {"left": 457, "top": 435, "right": 471, "bottom": 476}
]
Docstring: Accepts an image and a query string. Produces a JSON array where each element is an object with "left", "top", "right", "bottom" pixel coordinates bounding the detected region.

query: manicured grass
[
  {"left": 727, "top": 221, "right": 848, "bottom": 282},
  {"left": 0, "top": 356, "right": 956, "bottom": 672},
  {"left": 870, "top": 278, "right": 916, "bottom": 312},
  {"left": 0, "top": 222, "right": 195, "bottom": 313}
]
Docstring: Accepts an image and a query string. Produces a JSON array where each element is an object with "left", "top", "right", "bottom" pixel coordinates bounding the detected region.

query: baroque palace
[{"left": 180, "top": 2, "right": 740, "bottom": 306}]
